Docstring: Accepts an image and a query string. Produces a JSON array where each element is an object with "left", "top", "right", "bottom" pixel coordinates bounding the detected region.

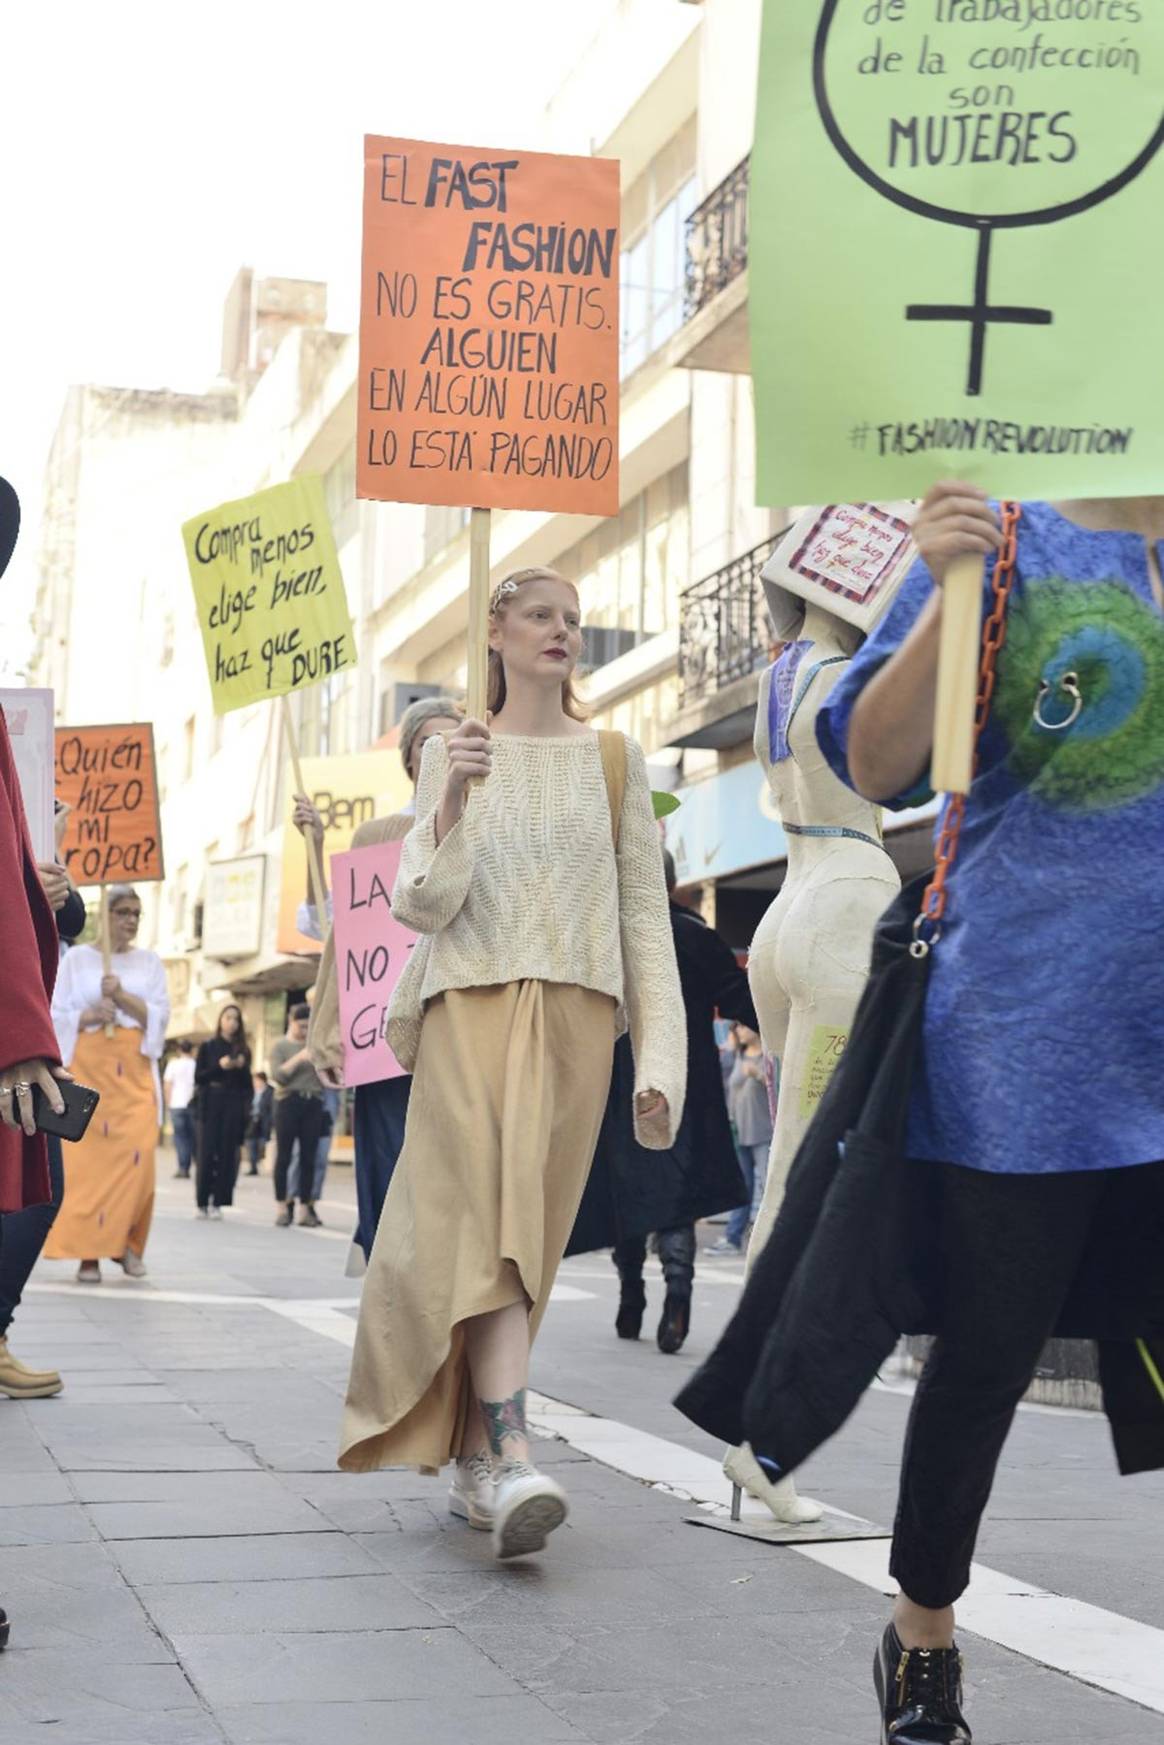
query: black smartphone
[{"left": 31, "top": 1080, "right": 100, "bottom": 1143}]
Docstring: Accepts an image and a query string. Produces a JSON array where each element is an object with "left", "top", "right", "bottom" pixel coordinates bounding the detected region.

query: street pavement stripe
[
  {"left": 525, "top": 1397, "right": 1164, "bottom": 1718},
  {"left": 27, "top": 1282, "right": 593, "bottom": 1313},
  {"left": 26, "top": 1281, "right": 1164, "bottom": 1714},
  {"left": 257, "top": 1298, "right": 1164, "bottom": 1712},
  {"left": 796, "top": 1537, "right": 1164, "bottom": 1713},
  {"left": 558, "top": 1261, "right": 748, "bottom": 1288}
]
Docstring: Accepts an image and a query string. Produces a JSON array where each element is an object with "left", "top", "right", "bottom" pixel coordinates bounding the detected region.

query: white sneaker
[
  {"left": 196, "top": 1208, "right": 210, "bottom": 1220},
  {"left": 492, "top": 1461, "right": 568, "bottom": 1560},
  {"left": 209, "top": 1206, "right": 224, "bottom": 1220},
  {"left": 117, "top": 1249, "right": 148, "bottom": 1280},
  {"left": 448, "top": 1453, "right": 494, "bottom": 1530}
]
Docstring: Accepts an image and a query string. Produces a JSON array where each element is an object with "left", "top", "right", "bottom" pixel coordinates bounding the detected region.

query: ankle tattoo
[{"left": 480, "top": 1388, "right": 527, "bottom": 1459}]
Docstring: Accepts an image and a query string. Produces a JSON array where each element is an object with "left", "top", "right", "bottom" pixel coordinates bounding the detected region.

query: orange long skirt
[{"left": 44, "top": 1027, "right": 157, "bottom": 1261}]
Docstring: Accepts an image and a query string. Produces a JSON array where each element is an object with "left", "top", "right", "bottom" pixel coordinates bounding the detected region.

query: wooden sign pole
[
  {"left": 279, "top": 694, "right": 330, "bottom": 922},
  {"left": 931, "top": 553, "right": 983, "bottom": 797},
  {"left": 99, "top": 886, "right": 115, "bottom": 1038},
  {"left": 466, "top": 508, "right": 492, "bottom": 721}
]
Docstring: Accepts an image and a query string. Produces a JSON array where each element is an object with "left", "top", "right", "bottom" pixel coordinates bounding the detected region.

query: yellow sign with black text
[{"left": 182, "top": 477, "right": 355, "bottom": 715}]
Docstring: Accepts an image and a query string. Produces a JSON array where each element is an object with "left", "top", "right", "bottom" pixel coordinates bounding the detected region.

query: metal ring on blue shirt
[
  {"left": 910, "top": 913, "right": 939, "bottom": 957},
  {"left": 1033, "top": 672, "right": 1083, "bottom": 733}
]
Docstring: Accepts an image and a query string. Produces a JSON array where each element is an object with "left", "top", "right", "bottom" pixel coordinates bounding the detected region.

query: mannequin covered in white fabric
[
  {"left": 724, "top": 514, "right": 911, "bottom": 1525},
  {"left": 748, "top": 602, "right": 902, "bottom": 1249}
]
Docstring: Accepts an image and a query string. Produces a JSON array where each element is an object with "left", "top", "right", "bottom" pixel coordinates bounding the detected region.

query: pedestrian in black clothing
[
  {"left": 194, "top": 1005, "right": 252, "bottom": 1218},
  {"left": 568, "top": 849, "right": 755, "bottom": 1354},
  {"left": 245, "top": 1072, "right": 274, "bottom": 1175}
]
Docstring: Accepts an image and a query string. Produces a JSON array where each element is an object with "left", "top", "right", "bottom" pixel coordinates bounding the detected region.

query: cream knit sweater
[{"left": 388, "top": 731, "right": 686, "bottom": 1149}]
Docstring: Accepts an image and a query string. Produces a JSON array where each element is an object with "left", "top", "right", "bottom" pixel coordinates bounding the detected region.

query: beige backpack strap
[{"left": 598, "top": 729, "right": 627, "bottom": 851}]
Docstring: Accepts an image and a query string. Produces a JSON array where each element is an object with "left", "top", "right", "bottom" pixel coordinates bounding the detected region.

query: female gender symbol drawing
[{"left": 814, "top": 0, "right": 1164, "bottom": 396}]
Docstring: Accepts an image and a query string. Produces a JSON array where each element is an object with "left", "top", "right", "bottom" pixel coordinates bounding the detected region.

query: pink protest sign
[{"left": 331, "top": 840, "right": 416, "bottom": 1087}]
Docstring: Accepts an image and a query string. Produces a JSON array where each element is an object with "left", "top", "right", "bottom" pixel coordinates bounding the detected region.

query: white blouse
[{"left": 52, "top": 945, "right": 170, "bottom": 1066}]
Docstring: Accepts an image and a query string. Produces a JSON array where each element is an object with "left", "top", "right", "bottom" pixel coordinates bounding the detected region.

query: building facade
[{"left": 35, "top": 0, "right": 922, "bottom": 1060}]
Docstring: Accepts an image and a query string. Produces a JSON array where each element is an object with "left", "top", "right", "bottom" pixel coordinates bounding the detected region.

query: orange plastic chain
[{"left": 914, "top": 500, "right": 1022, "bottom": 949}]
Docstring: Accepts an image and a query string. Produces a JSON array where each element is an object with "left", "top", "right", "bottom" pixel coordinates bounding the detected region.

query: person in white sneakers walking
[{"left": 339, "top": 567, "right": 686, "bottom": 1560}]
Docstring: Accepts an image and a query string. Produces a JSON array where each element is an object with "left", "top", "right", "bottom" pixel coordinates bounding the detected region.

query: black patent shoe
[
  {"left": 657, "top": 1292, "right": 691, "bottom": 1355},
  {"left": 874, "top": 1623, "right": 971, "bottom": 1743},
  {"left": 0, "top": 1607, "right": 10, "bottom": 1650},
  {"left": 615, "top": 1284, "right": 645, "bottom": 1341}
]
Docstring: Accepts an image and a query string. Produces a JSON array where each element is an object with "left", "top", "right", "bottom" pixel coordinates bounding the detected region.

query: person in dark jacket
[
  {"left": 569, "top": 849, "right": 754, "bottom": 1354},
  {"left": 0, "top": 800, "right": 85, "bottom": 1400},
  {"left": 245, "top": 1071, "right": 274, "bottom": 1175},
  {"left": 194, "top": 1005, "right": 252, "bottom": 1217}
]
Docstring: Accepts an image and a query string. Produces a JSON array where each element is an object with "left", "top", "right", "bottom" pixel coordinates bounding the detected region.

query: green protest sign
[
  {"left": 752, "top": 1, "right": 1164, "bottom": 503},
  {"left": 182, "top": 477, "right": 355, "bottom": 715}
]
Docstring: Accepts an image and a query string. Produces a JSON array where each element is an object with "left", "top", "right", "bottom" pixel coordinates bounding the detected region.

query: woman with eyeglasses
[{"left": 46, "top": 884, "right": 169, "bottom": 1284}]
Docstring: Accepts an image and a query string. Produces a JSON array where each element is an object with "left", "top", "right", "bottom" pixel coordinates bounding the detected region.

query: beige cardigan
[
  {"left": 388, "top": 733, "right": 686, "bottom": 1149},
  {"left": 307, "top": 812, "right": 414, "bottom": 1078}
]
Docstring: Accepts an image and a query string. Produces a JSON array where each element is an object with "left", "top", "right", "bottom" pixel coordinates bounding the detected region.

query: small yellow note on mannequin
[
  {"left": 182, "top": 477, "right": 355, "bottom": 714},
  {"left": 799, "top": 1024, "right": 849, "bottom": 1122}
]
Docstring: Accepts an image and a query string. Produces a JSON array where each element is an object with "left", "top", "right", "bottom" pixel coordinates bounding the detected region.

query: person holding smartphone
[
  {"left": 193, "top": 1006, "right": 252, "bottom": 1218},
  {"left": 0, "top": 809, "right": 88, "bottom": 1400},
  {"left": 0, "top": 473, "right": 69, "bottom": 1649}
]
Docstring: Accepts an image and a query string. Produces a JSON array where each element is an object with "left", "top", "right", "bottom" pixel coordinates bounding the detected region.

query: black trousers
[
  {"left": 273, "top": 1095, "right": 325, "bottom": 1203},
  {"left": 613, "top": 1225, "right": 696, "bottom": 1297},
  {"left": 891, "top": 1159, "right": 1163, "bottom": 1609},
  {"left": 353, "top": 1075, "right": 411, "bottom": 1262},
  {"left": 0, "top": 1137, "right": 65, "bottom": 1338},
  {"left": 196, "top": 1088, "right": 248, "bottom": 1210}
]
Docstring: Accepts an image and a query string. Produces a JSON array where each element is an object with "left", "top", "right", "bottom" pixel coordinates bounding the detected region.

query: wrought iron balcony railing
[
  {"left": 678, "top": 534, "right": 781, "bottom": 709},
  {"left": 684, "top": 154, "right": 750, "bottom": 321}
]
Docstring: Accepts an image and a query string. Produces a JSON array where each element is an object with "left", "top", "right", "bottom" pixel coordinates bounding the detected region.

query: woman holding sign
[
  {"left": 303, "top": 695, "right": 462, "bottom": 1271},
  {"left": 340, "top": 569, "right": 685, "bottom": 1561},
  {"left": 46, "top": 886, "right": 169, "bottom": 1283},
  {"left": 679, "top": 484, "right": 1164, "bottom": 1745}
]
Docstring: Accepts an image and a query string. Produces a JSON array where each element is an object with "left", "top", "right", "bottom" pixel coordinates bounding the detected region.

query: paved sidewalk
[{"left": 1, "top": 1166, "right": 1162, "bottom": 1744}]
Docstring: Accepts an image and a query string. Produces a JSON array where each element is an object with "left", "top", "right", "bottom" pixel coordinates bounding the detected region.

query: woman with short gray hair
[{"left": 295, "top": 695, "right": 462, "bottom": 1267}]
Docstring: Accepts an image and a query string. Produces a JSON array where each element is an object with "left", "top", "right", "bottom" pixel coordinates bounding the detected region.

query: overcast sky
[{"left": 0, "top": 0, "right": 613, "bottom": 673}]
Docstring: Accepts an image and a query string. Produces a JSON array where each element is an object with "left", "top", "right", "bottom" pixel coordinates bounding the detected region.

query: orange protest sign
[
  {"left": 54, "top": 723, "right": 164, "bottom": 887},
  {"left": 358, "top": 136, "right": 620, "bottom": 517}
]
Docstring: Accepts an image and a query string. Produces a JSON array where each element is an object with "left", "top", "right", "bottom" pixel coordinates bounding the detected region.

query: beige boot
[{"left": 0, "top": 1337, "right": 63, "bottom": 1399}]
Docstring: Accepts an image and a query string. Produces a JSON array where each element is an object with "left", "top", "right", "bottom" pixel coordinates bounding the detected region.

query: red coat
[{"left": 0, "top": 703, "right": 58, "bottom": 1212}]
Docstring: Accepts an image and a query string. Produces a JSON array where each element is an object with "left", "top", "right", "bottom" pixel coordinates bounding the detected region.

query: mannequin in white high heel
[{"left": 723, "top": 507, "right": 914, "bottom": 1526}]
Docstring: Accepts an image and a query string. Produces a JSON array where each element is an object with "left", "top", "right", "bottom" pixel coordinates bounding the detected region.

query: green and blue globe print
[{"left": 994, "top": 577, "right": 1164, "bottom": 814}]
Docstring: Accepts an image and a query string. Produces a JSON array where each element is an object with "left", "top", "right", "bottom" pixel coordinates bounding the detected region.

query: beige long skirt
[{"left": 339, "top": 980, "right": 616, "bottom": 1473}]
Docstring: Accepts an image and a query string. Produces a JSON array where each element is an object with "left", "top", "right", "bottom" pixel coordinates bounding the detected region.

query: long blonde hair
[{"left": 487, "top": 567, "right": 589, "bottom": 722}]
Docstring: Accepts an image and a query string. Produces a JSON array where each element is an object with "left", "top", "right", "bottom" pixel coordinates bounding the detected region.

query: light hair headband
[{"left": 489, "top": 578, "right": 521, "bottom": 616}]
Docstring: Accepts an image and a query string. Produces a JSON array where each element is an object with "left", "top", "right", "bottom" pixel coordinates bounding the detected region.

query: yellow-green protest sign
[
  {"left": 752, "top": 1, "right": 1164, "bottom": 503},
  {"left": 182, "top": 477, "right": 355, "bottom": 714}
]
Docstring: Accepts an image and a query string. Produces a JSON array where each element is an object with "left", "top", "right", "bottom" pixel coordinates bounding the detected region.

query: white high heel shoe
[{"left": 723, "top": 1441, "right": 824, "bottom": 1525}]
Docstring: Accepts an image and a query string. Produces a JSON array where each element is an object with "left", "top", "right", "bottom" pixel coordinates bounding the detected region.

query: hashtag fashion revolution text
[{"left": 869, "top": 418, "right": 1135, "bottom": 458}]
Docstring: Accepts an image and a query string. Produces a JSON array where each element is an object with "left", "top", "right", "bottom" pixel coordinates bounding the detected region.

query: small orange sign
[
  {"left": 358, "top": 135, "right": 620, "bottom": 516},
  {"left": 54, "top": 723, "right": 164, "bottom": 887}
]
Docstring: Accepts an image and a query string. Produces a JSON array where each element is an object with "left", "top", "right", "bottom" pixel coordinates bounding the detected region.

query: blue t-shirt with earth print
[{"left": 817, "top": 500, "right": 1164, "bottom": 1175}]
